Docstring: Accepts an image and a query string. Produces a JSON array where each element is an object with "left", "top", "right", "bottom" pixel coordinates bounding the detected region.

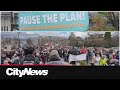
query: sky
[
  {"left": 1, "top": 31, "right": 119, "bottom": 39},
  {"left": 1, "top": 31, "right": 88, "bottom": 39}
]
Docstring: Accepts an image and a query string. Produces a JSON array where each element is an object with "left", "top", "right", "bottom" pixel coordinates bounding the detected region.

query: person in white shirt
[{"left": 94, "top": 54, "right": 101, "bottom": 66}]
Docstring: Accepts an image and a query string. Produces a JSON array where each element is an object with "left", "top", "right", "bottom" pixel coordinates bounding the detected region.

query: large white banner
[{"left": 69, "top": 54, "right": 87, "bottom": 62}]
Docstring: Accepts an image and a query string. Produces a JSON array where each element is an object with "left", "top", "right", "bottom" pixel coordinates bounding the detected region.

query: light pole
[
  {"left": 38, "top": 36, "right": 42, "bottom": 46},
  {"left": 49, "top": 36, "right": 51, "bottom": 44},
  {"left": 18, "top": 32, "right": 20, "bottom": 47},
  {"left": 38, "top": 36, "right": 39, "bottom": 46},
  {"left": 11, "top": 12, "right": 13, "bottom": 31}
]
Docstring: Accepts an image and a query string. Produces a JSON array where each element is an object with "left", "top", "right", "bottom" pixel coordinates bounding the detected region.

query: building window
[
  {"left": 4, "top": 26, "right": 5, "bottom": 31},
  {"left": 1, "top": 26, "right": 3, "bottom": 31},
  {"left": 6, "top": 26, "right": 8, "bottom": 31}
]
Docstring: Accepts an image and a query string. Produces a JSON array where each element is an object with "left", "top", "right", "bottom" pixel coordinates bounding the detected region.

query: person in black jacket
[{"left": 20, "top": 47, "right": 40, "bottom": 64}]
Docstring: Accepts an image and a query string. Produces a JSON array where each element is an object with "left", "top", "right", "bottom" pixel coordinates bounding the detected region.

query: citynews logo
[{"left": 6, "top": 68, "right": 48, "bottom": 77}]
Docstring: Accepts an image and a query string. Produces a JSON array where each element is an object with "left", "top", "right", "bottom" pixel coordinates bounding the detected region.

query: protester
[
  {"left": 90, "top": 51, "right": 96, "bottom": 66},
  {"left": 116, "top": 51, "right": 119, "bottom": 60},
  {"left": 86, "top": 49, "right": 91, "bottom": 64},
  {"left": 108, "top": 52, "right": 119, "bottom": 66},
  {"left": 100, "top": 55, "right": 108, "bottom": 66},
  {"left": 1, "top": 45, "right": 119, "bottom": 66},
  {"left": 1, "top": 53, "right": 6, "bottom": 64},
  {"left": 41, "top": 52, "right": 47, "bottom": 64},
  {"left": 81, "top": 47, "right": 87, "bottom": 54},
  {"left": 58, "top": 47, "right": 64, "bottom": 58},
  {"left": 3, "top": 58, "right": 11, "bottom": 65},
  {"left": 68, "top": 46, "right": 79, "bottom": 66},
  {"left": 20, "top": 47, "right": 40, "bottom": 64},
  {"left": 94, "top": 54, "right": 101, "bottom": 65},
  {"left": 47, "top": 50, "right": 68, "bottom": 65},
  {"left": 11, "top": 53, "right": 20, "bottom": 64}
]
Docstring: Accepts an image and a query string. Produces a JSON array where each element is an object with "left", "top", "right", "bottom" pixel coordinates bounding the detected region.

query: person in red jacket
[{"left": 81, "top": 47, "right": 87, "bottom": 54}]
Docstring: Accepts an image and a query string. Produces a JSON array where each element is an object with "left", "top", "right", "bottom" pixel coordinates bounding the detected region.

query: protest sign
[
  {"left": 19, "top": 11, "right": 89, "bottom": 31},
  {"left": 69, "top": 54, "right": 87, "bottom": 62}
]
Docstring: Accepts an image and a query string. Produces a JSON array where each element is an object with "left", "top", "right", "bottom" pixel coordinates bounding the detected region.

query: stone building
[{"left": 1, "top": 12, "right": 18, "bottom": 31}]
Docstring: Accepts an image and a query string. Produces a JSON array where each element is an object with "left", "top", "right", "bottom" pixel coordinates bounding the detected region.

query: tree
[
  {"left": 1, "top": 38, "right": 12, "bottom": 46},
  {"left": 87, "top": 34, "right": 95, "bottom": 47},
  {"left": 84, "top": 37, "right": 88, "bottom": 47},
  {"left": 103, "top": 32, "right": 112, "bottom": 48},
  {"left": 12, "top": 38, "right": 19, "bottom": 46},
  {"left": 89, "top": 12, "right": 118, "bottom": 31},
  {"left": 1, "top": 39, "right": 7, "bottom": 46},
  {"left": 68, "top": 32, "right": 75, "bottom": 40},
  {"left": 68, "top": 32, "right": 76, "bottom": 46},
  {"left": 26, "top": 38, "right": 33, "bottom": 47},
  {"left": 75, "top": 37, "right": 84, "bottom": 47},
  {"left": 68, "top": 32, "right": 84, "bottom": 47},
  {"left": 87, "top": 33, "right": 105, "bottom": 47},
  {"left": 38, "top": 36, "right": 42, "bottom": 46},
  {"left": 98, "top": 12, "right": 119, "bottom": 31},
  {"left": 111, "top": 32, "right": 119, "bottom": 47}
]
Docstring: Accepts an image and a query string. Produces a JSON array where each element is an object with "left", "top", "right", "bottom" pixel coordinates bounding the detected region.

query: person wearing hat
[{"left": 47, "top": 50, "right": 68, "bottom": 65}]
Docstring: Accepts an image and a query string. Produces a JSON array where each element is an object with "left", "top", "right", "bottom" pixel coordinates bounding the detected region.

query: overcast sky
[{"left": 1, "top": 31, "right": 119, "bottom": 39}]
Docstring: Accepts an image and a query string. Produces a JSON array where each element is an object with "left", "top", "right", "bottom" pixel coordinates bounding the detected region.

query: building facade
[{"left": 1, "top": 12, "right": 18, "bottom": 31}]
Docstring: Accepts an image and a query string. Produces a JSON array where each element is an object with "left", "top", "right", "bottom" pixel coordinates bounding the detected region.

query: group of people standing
[{"left": 1, "top": 45, "right": 119, "bottom": 66}]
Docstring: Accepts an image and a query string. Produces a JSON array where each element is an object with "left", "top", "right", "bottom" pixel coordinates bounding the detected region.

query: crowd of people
[{"left": 1, "top": 45, "right": 119, "bottom": 66}]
